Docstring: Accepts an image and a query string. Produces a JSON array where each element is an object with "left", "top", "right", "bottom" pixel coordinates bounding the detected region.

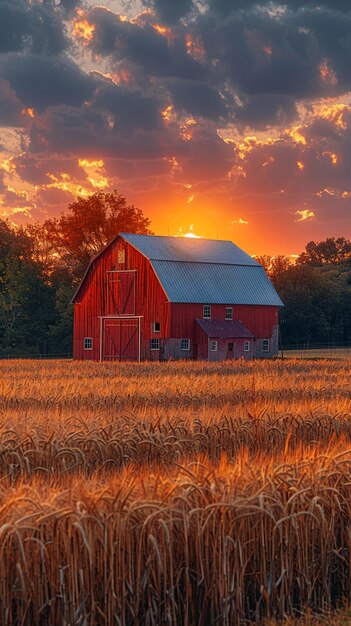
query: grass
[{"left": 0, "top": 358, "right": 351, "bottom": 624}]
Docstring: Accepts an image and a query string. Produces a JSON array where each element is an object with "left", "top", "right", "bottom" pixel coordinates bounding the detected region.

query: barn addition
[{"left": 72, "top": 233, "right": 283, "bottom": 362}]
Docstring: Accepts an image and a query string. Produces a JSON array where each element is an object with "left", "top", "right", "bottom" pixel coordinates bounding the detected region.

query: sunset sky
[{"left": 1, "top": 0, "right": 351, "bottom": 255}]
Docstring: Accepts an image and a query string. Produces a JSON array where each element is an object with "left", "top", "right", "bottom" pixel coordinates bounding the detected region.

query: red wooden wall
[
  {"left": 171, "top": 304, "right": 278, "bottom": 339},
  {"left": 73, "top": 236, "right": 279, "bottom": 361},
  {"left": 73, "top": 237, "right": 170, "bottom": 360}
]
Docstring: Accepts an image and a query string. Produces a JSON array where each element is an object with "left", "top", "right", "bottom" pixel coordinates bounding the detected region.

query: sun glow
[{"left": 184, "top": 232, "right": 201, "bottom": 238}]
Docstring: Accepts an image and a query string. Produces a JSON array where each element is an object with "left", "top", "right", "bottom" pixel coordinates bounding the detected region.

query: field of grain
[{"left": 1, "top": 359, "right": 351, "bottom": 625}]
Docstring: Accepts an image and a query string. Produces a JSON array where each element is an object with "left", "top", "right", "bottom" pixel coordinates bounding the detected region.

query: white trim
[
  {"left": 203, "top": 304, "right": 211, "bottom": 319},
  {"left": 225, "top": 307, "right": 233, "bottom": 320},
  {"left": 84, "top": 337, "right": 93, "bottom": 350},
  {"left": 100, "top": 316, "right": 142, "bottom": 361},
  {"left": 150, "top": 338, "right": 160, "bottom": 351},
  {"left": 262, "top": 339, "right": 270, "bottom": 352},
  {"left": 153, "top": 322, "right": 161, "bottom": 333},
  {"left": 244, "top": 340, "right": 250, "bottom": 352},
  {"left": 210, "top": 340, "right": 218, "bottom": 352},
  {"left": 181, "top": 338, "right": 190, "bottom": 351}
]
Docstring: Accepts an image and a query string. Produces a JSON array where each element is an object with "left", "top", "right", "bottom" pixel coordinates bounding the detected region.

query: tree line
[{"left": 0, "top": 190, "right": 350, "bottom": 355}]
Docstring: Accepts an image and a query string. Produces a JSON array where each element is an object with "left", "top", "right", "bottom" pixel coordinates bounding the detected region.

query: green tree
[{"left": 297, "top": 237, "right": 351, "bottom": 266}]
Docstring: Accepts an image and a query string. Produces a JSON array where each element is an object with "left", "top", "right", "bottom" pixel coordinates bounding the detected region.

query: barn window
[
  {"left": 211, "top": 340, "right": 218, "bottom": 351},
  {"left": 225, "top": 307, "right": 233, "bottom": 320},
  {"left": 203, "top": 305, "right": 211, "bottom": 319},
  {"left": 228, "top": 342, "right": 234, "bottom": 352},
  {"left": 150, "top": 338, "right": 160, "bottom": 350},
  {"left": 153, "top": 322, "right": 160, "bottom": 333},
  {"left": 244, "top": 341, "right": 250, "bottom": 352},
  {"left": 262, "top": 339, "right": 270, "bottom": 352},
  {"left": 84, "top": 337, "right": 93, "bottom": 350},
  {"left": 181, "top": 338, "right": 190, "bottom": 351},
  {"left": 118, "top": 249, "right": 125, "bottom": 264}
]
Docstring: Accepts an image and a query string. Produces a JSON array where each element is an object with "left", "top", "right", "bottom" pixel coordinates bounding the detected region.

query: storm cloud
[{"left": 0, "top": 0, "right": 351, "bottom": 252}]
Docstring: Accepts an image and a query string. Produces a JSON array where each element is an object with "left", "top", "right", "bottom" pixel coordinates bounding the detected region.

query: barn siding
[
  {"left": 73, "top": 237, "right": 280, "bottom": 361},
  {"left": 73, "top": 237, "right": 170, "bottom": 361}
]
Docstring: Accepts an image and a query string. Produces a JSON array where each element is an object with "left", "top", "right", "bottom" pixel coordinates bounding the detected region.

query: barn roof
[
  {"left": 149, "top": 261, "right": 282, "bottom": 305},
  {"left": 121, "top": 233, "right": 259, "bottom": 266},
  {"left": 121, "top": 234, "right": 283, "bottom": 306},
  {"left": 196, "top": 319, "right": 254, "bottom": 338},
  {"left": 72, "top": 233, "right": 284, "bottom": 306}
]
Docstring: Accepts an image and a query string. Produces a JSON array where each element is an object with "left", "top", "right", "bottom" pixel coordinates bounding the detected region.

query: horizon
[{"left": 1, "top": 0, "right": 351, "bottom": 256}]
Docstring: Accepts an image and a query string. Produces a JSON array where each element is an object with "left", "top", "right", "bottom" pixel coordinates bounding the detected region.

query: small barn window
[
  {"left": 225, "top": 307, "right": 233, "bottom": 320},
  {"left": 150, "top": 338, "right": 160, "bottom": 350},
  {"left": 228, "top": 342, "right": 234, "bottom": 352},
  {"left": 244, "top": 341, "right": 250, "bottom": 352},
  {"left": 181, "top": 338, "right": 190, "bottom": 351},
  {"left": 118, "top": 249, "right": 125, "bottom": 264},
  {"left": 211, "top": 340, "right": 218, "bottom": 352},
  {"left": 262, "top": 339, "right": 270, "bottom": 352},
  {"left": 84, "top": 337, "right": 93, "bottom": 350},
  {"left": 153, "top": 322, "right": 160, "bottom": 333},
  {"left": 203, "top": 305, "right": 211, "bottom": 319}
]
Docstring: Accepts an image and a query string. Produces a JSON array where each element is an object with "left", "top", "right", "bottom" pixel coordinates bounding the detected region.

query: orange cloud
[
  {"left": 72, "top": 9, "right": 95, "bottom": 44},
  {"left": 296, "top": 209, "right": 315, "bottom": 222}
]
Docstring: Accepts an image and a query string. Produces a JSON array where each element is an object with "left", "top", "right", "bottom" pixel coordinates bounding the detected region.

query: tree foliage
[
  {"left": 0, "top": 190, "right": 152, "bottom": 356},
  {"left": 0, "top": 192, "right": 350, "bottom": 356}
]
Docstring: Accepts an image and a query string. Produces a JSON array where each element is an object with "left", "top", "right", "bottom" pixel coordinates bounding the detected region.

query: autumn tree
[{"left": 41, "top": 190, "right": 152, "bottom": 280}]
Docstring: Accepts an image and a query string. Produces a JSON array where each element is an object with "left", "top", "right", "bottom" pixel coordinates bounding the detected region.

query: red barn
[{"left": 72, "top": 233, "right": 283, "bottom": 361}]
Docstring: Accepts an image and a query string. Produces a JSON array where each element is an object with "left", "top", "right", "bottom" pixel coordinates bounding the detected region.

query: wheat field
[{"left": 0, "top": 358, "right": 351, "bottom": 625}]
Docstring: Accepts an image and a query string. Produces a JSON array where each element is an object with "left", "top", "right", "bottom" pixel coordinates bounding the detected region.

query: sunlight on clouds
[
  {"left": 78, "top": 159, "right": 105, "bottom": 169},
  {"left": 162, "top": 105, "right": 174, "bottom": 121},
  {"left": 153, "top": 24, "right": 173, "bottom": 38},
  {"left": 72, "top": 9, "right": 95, "bottom": 44},
  {"left": 185, "top": 34, "right": 206, "bottom": 61},
  {"left": 87, "top": 176, "right": 108, "bottom": 189},
  {"left": 21, "top": 108, "right": 35, "bottom": 118},
  {"left": 232, "top": 218, "right": 249, "bottom": 225},
  {"left": 1, "top": 158, "right": 16, "bottom": 174},
  {"left": 323, "top": 151, "right": 338, "bottom": 165},
  {"left": 319, "top": 60, "right": 338, "bottom": 87},
  {"left": 296, "top": 209, "right": 315, "bottom": 222}
]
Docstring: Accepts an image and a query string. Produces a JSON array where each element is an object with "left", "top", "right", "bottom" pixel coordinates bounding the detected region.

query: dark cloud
[
  {"left": 13, "top": 154, "right": 85, "bottom": 185},
  {"left": 93, "top": 84, "right": 163, "bottom": 131},
  {"left": 0, "top": 78, "right": 23, "bottom": 126},
  {"left": 28, "top": 103, "right": 186, "bottom": 160},
  {"left": 234, "top": 94, "right": 297, "bottom": 129},
  {"left": 174, "top": 125, "right": 234, "bottom": 182},
  {"left": 0, "top": 0, "right": 67, "bottom": 55},
  {"left": 142, "top": 0, "right": 193, "bottom": 24},
  {"left": 207, "top": 0, "right": 351, "bottom": 15},
  {"left": 88, "top": 7, "right": 206, "bottom": 80},
  {"left": 166, "top": 79, "right": 226, "bottom": 120},
  {"left": 0, "top": 54, "right": 100, "bottom": 110}
]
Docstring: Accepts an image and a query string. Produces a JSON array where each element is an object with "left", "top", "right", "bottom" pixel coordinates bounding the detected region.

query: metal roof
[
  {"left": 150, "top": 261, "right": 284, "bottom": 306},
  {"left": 196, "top": 319, "right": 254, "bottom": 338},
  {"left": 72, "top": 233, "right": 284, "bottom": 306},
  {"left": 121, "top": 233, "right": 259, "bottom": 266}
]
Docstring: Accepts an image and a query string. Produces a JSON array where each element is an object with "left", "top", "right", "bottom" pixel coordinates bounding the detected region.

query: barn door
[
  {"left": 106, "top": 271, "right": 136, "bottom": 316},
  {"left": 103, "top": 318, "right": 140, "bottom": 361}
]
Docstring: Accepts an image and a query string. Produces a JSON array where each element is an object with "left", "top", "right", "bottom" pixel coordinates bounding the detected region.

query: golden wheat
[{"left": 0, "top": 358, "right": 350, "bottom": 624}]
